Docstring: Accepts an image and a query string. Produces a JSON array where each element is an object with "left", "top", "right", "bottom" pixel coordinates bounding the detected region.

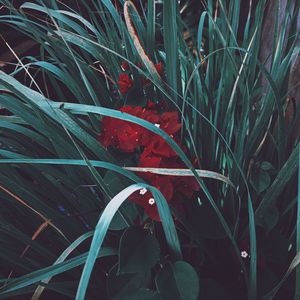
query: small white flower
[
  {"left": 241, "top": 251, "right": 249, "bottom": 258},
  {"left": 154, "top": 123, "right": 160, "bottom": 128},
  {"left": 148, "top": 198, "right": 155, "bottom": 205},
  {"left": 139, "top": 188, "right": 147, "bottom": 195}
]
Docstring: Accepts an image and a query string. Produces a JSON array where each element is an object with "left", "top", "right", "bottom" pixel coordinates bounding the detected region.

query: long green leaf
[
  {"left": 31, "top": 231, "right": 95, "bottom": 300},
  {"left": 0, "top": 247, "right": 116, "bottom": 295},
  {"left": 163, "top": 0, "right": 179, "bottom": 102},
  {"left": 255, "top": 143, "right": 300, "bottom": 228},
  {"left": 76, "top": 183, "right": 181, "bottom": 300}
]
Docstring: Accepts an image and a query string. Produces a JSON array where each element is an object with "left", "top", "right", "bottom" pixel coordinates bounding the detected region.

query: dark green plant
[{"left": 0, "top": 0, "right": 299, "bottom": 299}]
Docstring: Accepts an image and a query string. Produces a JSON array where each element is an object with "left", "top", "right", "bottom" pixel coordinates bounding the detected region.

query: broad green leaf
[
  {"left": 118, "top": 226, "right": 160, "bottom": 275},
  {"left": 259, "top": 205, "right": 279, "bottom": 231},
  {"left": 155, "top": 261, "right": 199, "bottom": 300},
  {"left": 107, "top": 264, "right": 150, "bottom": 300},
  {"left": 260, "top": 161, "right": 275, "bottom": 171},
  {"left": 250, "top": 171, "right": 271, "bottom": 193},
  {"left": 122, "top": 288, "right": 161, "bottom": 300}
]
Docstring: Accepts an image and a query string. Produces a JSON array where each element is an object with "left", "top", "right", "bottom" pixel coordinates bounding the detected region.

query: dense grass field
[{"left": 0, "top": 0, "right": 299, "bottom": 299}]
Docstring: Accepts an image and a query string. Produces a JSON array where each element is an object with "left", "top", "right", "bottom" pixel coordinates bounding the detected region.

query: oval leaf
[
  {"left": 107, "top": 264, "right": 149, "bottom": 300},
  {"left": 251, "top": 171, "right": 271, "bottom": 193},
  {"left": 155, "top": 261, "right": 199, "bottom": 300},
  {"left": 118, "top": 226, "right": 160, "bottom": 274}
]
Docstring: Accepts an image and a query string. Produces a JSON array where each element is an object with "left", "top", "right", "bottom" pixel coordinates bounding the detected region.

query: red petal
[
  {"left": 160, "top": 111, "right": 182, "bottom": 135},
  {"left": 121, "top": 62, "right": 129, "bottom": 70},
  {"left": 155, "top": 62, "right": 163, "bottom": 75},
  {"left": 118, "top": 73, "right": 133, "bottom": 94}
]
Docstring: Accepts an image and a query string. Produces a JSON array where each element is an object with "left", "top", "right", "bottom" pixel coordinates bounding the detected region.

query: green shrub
[{"left": 0, "top": 0, "right": 299, "bottom": 299}]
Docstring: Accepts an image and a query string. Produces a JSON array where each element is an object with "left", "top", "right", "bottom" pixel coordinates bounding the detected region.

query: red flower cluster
[
  {"left": 99, "top": 102, "right": 199, "bottom": 221},
  {"left": 118, "top": 73, "right": 134, "bottom": 95},
  {"left": 118, "top": 62, "right": 164, "bottom": 95}
]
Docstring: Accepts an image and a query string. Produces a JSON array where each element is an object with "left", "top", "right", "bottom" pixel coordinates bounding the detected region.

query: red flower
[
  {"left": 152, "top": 176, "right": 174, "bottom": 201},
  {"left": 100, "top": 105, "right": 162, "bottom": 152},
  {"left": 118, "top": 61, "right": 163, "bottom": 94},
  {"left": 160, "top": 111, "right": 181, "bottom": 135},
  {"left": 146, "top": 136, "right": 179, "bottom": 158},
  {"left": 142, "top": 108, "right": 160, "bottom": 124},
  {"left": 99, "top": 103, "right": 200, "bottom": 222},
  {"left": 146, "top": 101, "right": 157, "bottom": 109},
  {"left": 99, "top": 117, "right": 123, "bottom": 148},
  {"left": 120, "top": 105, "right": 160, "bottom": 148},
  {"left": 120, "top": 105, "right": 159, "bottom": 125},
  {"left": 139, "top": 148, "right": 162, "bottom": 168},
  {"left": 130, "top": 177, "right": 173, "bottom": 221},
  {"left": 121, "top": 62, "right": 130, "bottom": 71},
  {"left": 100, "top": 107, "right": 144, "bottom": 152},
  {"left": 155, "top": 62, "right": 163, "bottom": 75},
  {"left": 118, "top": 73, "right": 133, "bottom": 94},
  {"left": 120, "top": 105, "right": 142, "bottom": 115},
  {"left": 117, "top": 124, "right": 141, "bottom": 152}
]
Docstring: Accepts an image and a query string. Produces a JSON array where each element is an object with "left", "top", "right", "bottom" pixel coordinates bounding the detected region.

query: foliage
[{"left": 0, "top": 0, "right": 299, "bottom": 299}]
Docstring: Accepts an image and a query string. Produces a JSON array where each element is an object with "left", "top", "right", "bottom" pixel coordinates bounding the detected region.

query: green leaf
[
  {"left": 250, "top": 171, "right": 271, "bottom": 193},
  {"left": 260, "top": 161, "right": 275, "bottom": 171},
  {"left": 76, "top": 183, "right": 181, "bottom": 300},
  {"left": 163, "top": 0, "right": 179, "bottom": 102},
  {"left": 107, "top": 264, "right": 149, "bottom": 300},
  {"left": 103, "top": 171, "right": 138, "bottom": 230},
  {"left": 296, "top": 146, "right": 300, "bottom": 299},
  {"left": 259, "top": 205, "right": 279, "bottom": 231},
  {"left": 0, "top": 247, "right": 116, "bottom": 296},
  {"left": 146, "top": 0, "right": 155, "bottom": 57},
  {"left": 0, "top": 62, "right": 244, "bottom": 278},
  {"left": 118, "top": 226, "right": 160, "bottom": 275},
  {"left": 155, "top": 261, "right": 199, "bottom": 300},
  {"left": 31, "top": 231, "right": 95, "bottom": 300},
  {"left": 255, "top": 143, "right": 300, "bottom": 227},
  {"left": 122, "top": 289, "right": 161, "bottom": 300},
  {"left": 124, "top": 167, "right": 233, "bottom": 186},
  {"left": 262, "top": 251, "right": 300, "bottom": 300}
]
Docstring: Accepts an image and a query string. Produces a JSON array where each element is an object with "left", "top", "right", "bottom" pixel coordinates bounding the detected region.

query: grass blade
[
  {"left": 163, "top": 0, "right": 179, "bottom": 102},
  {"left": 0, "top": 247, "right": 116, "bottom": 296},
  {"left": 295, "top": 148, "right": 300, "bottom": 300},
  {"left": 76, "top": 183, "right": 181, "bottom": 300}
]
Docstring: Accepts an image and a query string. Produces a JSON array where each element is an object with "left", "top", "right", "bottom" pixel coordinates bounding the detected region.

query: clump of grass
[{"left": 0, "top": 0, "right": 299, "bottom": 299}]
